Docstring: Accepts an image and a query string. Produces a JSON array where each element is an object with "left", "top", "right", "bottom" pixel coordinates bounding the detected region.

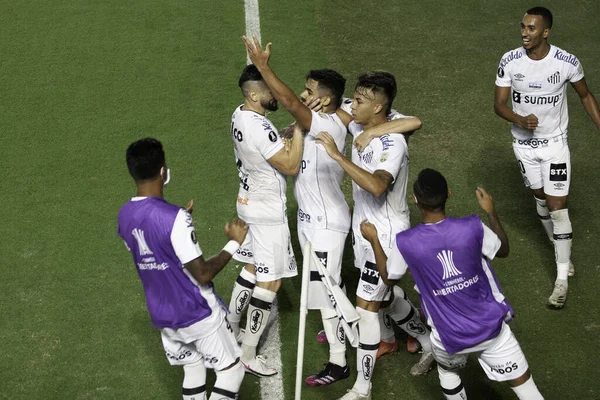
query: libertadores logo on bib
[{"left": 437, "top": 250, "right": 462, "bottom": 279}]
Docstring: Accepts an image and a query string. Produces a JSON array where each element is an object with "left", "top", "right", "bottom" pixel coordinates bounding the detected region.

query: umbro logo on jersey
[
  {"left": 437, "top": 250, "right": 462, "bottom": 279},
  {"left": 514, "top": 73, "right": 525, "bottom": 81},
  {"left": 549, "top": 163, "right": 567, "bottom": 181},
  {"left": 547, "top": 71, "right": 560, "bottom": 84},
  {"left": 132, "top": 228, "right": 153, "bottom": 256}
]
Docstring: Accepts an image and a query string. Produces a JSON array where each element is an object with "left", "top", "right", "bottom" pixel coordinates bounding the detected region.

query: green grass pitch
[{"left": 1, "top": 1, "right": 599, "bottom": 399}]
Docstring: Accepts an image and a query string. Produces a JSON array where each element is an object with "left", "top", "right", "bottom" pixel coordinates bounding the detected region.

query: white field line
[{"left": 244, "top": 2, "right": 284, "bottom": 399}]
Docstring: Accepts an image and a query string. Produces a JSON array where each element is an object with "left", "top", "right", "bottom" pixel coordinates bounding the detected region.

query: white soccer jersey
[
  {"left": 495, "top": 45, "right": 584, "bottom": 141},
  {"left": 294, "top": 110, "right": 350, "bottom": 233},
  {"left": 349, "top": 121, "right": 410, "bottom": 249},
  {"left": 231, "top": 105, "right": 287, "bottom": 225}
]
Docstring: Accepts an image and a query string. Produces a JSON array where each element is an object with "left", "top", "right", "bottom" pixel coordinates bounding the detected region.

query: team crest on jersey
[
  {"left": 268, "top": 130, "right": 277, "bottom": 142},
  {"left": 497, "top": 67, "right": 504, "bottom": 78},
  {"left": 547, "top": 71, "right": 560, "bottom": 84}
]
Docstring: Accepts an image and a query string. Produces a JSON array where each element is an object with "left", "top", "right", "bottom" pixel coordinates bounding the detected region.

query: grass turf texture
[{"left": 1, "top": 0, "right": 599, "bottom": 399}]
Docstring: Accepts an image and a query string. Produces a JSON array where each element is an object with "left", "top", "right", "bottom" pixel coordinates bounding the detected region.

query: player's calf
[
  {"left": 182, "top": 361, "right": 207, "bottom": 400},
  {"left": 228, "top": 266, "right": 257, "bottom": 336}
]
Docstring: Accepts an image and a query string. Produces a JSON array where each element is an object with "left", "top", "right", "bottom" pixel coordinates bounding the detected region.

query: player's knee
[
  {"left": 182, "top": 361, "right": 207, "bottom": 397},
  {"left": 256, "top": 279, "right": 281, "bottom": 292},
  {"left": 243, "top": 264, "right": 256, "bottom": 274},
  {"left": 532, "top": 188, "right": 545, "bottom": 200},
  {"left": 213, "top": 360, "right": 244, "bottom": 399},
  {"left": 546, "top": 195, "right": 568, "bottom": 212},
  {"left": 437, "top": 364, "right": 462, "bottom": 390},
  {"left": 508, "top": 368, "right": 531, "bottom": 388}
]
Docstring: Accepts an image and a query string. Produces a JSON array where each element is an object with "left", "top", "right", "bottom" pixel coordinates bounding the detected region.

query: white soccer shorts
[
  {"left": 431, "top": 322, "right": 529, "bottom": 382},
  {"left": 232, "top": 221, "right": 297, "bottom": 282},
  {"left": 353, "top": 232, "right": 393, "bottom": 302},
  {"left": 161, "top": 317, "right": 242, "bottom": 371},
  {"left": 513, "top": 135, "right": 571, "bottom": 197},
  {"left": 298, "top": 227, "right": 347, "bottom": 284}
]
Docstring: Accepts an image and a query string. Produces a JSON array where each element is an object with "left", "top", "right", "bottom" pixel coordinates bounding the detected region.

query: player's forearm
[
  {"left": 200, "top": 252, "right": 233, "bottom": 282},
  {"left": 256, "top": 66, "right": 302, "bottom": 116},
  {"left": 581, "top": 92, "right": 600, "bottom": 132},
  {"left": 367, "top": 117, "right": 422, "bottom": 138},
  {"left": 369, "top": 238, "right": 395, "bottom": 286},
  {"left": 494, "top": 102, "right": 522, "bottom": 125},
  {"left": 487, "top": 211, "right": 510, "bottom": 258},
  {"left": 284, "top": 128, "right": 304, "bottom": 175},
  {"left": 332, "top": 154, "right": 386, "bottom": 197}
]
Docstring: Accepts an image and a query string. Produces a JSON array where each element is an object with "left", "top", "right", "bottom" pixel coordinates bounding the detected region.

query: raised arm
[
  {"left": 267, "top": 122, "right": 304, "bottom": 175},
  {"left": 316, "top": 131, "right": 392, "bottom": 197},
  {"left": 184, "top": 218, "right": 248, "bottom": 284},
  {"left": 243, "top": 36, "right": 313, "bottom": 131},
  {"left": 476, "top": 187, "right": 509, "bottom": 258},
  {"left": 354, "top": 116, "right": 422, "bottom": 152},
  {"left": 494, "top": 85, "right": 538, "bottom": 130},
  {"left": 571, "top": 78, "right": 600, "bottom": 133}
]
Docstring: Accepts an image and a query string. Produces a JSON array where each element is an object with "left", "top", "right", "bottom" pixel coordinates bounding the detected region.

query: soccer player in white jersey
[
  {"left": 318, "top": 72, "right": 434, "bottom": 400},
  {"left": 494, "top": 7, "right": 600, "bottom": 308},
  {"left": 227, "top": 64, "right": 304, "bottom": 377}
]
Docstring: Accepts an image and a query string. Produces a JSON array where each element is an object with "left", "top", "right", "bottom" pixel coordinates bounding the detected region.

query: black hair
[
  {"left": 306, "top": 69, "right": 346, "bottom": 108},
  {"left": 238, "top": 64, "right": 263, "bottom": 88},
  {"left": 126, "top": 138, "right": 165, "bottom": 182},
  {"left": 526, "top": 6, "right": 553, "bottom": 29},
  {"left": 354, "top": 71, "right": 397, "bottom": 114},
  {"left": 413, "top": 168, "right": 449, "bottom": 211}
]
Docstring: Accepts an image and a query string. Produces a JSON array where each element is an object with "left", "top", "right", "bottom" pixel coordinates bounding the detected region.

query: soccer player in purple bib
[
  {"left": 117, "top": 138, "right": 248, "bottom": 400},
  {"left": 361, "top": 168, "right": 544, "bottom": 399}
]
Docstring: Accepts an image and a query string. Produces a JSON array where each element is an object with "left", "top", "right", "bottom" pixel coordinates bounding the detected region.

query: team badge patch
[
  {"left": 268, "top": 131, "right": 277, "bottom": 142},
  {"left": 497, "top": 67, "right": 504, "bottom": 78}
]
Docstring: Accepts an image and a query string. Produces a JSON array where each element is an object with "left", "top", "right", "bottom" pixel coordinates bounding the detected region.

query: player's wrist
[{"left": 223, "top": 240, "right": 240, "bottom": 255}]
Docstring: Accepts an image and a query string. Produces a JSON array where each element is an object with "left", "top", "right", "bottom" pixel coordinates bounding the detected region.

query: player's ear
[
  {"left": 447, "top": 189, "right": 452, "bottom": 199},
  {"left": 373, "top": 103, "right": 384, "bottom": 115},
  {"left": 543, "top": 27, "right": 550, "bottom": 39},
  {"left": 412, "top": 195, "right": 418, "bottom": 205},
  {"left": 249, "top": 90, "right": 259, "bottom": 103},
  {"left": 321, "top": 96, "right": 331, "bottom": 107}
]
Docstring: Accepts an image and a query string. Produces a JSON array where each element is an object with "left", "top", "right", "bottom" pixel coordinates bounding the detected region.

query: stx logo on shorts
[
  {"left": 250, "top": 309, "right": 264, "bottom": 334},
  {"left": 315, "top": 251, "right": 328, "bottom": 268},
  {"left": 437, "top": 250, "right": 462, "bottom": 280},
  {"left": 549, "top": 163, "right": 567, "bottom": 181},
  {"left": 512, "top": 91, "right": 560, "bottom": 107},
  {"left": 235, "top": 290, "right": 249, "bottom": 314},
  {"left": 361, "top": 261, "right": 380, "bottom": 285},
  {"left": 362, "top": 355, "right": 374, "bottom": 380}
]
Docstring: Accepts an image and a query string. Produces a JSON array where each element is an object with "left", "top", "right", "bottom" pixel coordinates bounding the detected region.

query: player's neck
[
  {"left": 242, "top": 101, "right": 266, "bottom": 116},
  {"left": 526, "top": 41, "right": 551, "bottom": 61},
  {"left": 363, "top": 113, "right": 387, "bottom": 130},
  {"left": 136, "top": 180, "right": 163, "bottom": 198},
  {"left": 421, "top": 209, "right": 446, "bottom": 224}
]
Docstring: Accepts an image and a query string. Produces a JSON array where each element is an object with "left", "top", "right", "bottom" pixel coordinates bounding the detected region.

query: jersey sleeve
[
  {"left": 309, "top": 110, "right": 338, "bottom": 137},
  {"left": 170, "top": 209, "right": 203, "bottom": 265},
  {"left": 387, "top": 243, "right": 409, "bottom": 280},
  {"left": 567, "top": 57, "right": 585, "bottom": 83},
  {"left": 252, "top": 119, "right": 284, "bottom": 160},
  {"left": 481, "top": 222, "right": 502, "bottom": 260},
  {"left": 374, "top": 135, "right": 405, "bottom": 183},
  {"left": 495, "top": 54, "right": 512, "bottom": 87},
  {"left": 340, "top": 97, "right": 353, "bottom": 114},
  {"left": 387, "top": 109, "right": 411, "bottom": 121}
]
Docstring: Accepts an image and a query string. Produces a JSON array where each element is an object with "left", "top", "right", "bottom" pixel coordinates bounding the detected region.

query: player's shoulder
[
  {"left": 550, "top": 45, "right": 580, "bottom": 67},
  {"left": 498, "top": 47, "right": 526, "bottom": 69}
]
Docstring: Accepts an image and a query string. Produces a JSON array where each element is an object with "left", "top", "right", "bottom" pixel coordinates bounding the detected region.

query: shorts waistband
[{"left": 512, "top": 134, "right": 567, "bottom": 149}]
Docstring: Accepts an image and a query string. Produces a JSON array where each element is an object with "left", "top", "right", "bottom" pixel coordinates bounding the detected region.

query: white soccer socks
[
  {"left": 550, "top": 209, "right": 572, "bottom": 282},
  {"left": 534, "top": 197, "right": 554, "bottom": 241},
  {"left": 438, "top": 365, "right": 466, "bottom": 400},
  {"left": 511, "top": 375, "right": 544, "bottom": 400},
  {"left": 211, "top": 361, "right": 245, "bottom": 400},
  {"left": 321, "top": 308, "right": 347, "bottom": 367},
  {"left": 241, "top": 286, "right": 275, "bottom": 362},
  {"left": 228, "top": 267, "right": 256, "bottom": 336},
  {"left": 354, "top": 308, "right": 379, "bottom": 395},
  {"left": 378, "top": 308, "right": 396, "bottom": 343},
  {"left": 182, "top": 361, "right": 207, "bottom": 400}
]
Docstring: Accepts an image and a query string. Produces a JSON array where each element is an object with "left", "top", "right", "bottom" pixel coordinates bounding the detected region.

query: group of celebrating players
[{"left": 117, "top": 6, "right": 600, "bottom": 400}]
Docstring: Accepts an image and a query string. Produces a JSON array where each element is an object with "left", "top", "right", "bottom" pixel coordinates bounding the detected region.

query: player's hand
[
  {"left": 225, "top": 218, "right": 249, "bottom": 245},
  {"left": 353, "top": 131, "right": 373, "bottom": 152},
  {"left": 315, "top": 131, "right": 341, "bottom": 159},
  {"left": 185, "top": 199, "right": 194, "bottom": 214},
  {"left": 360, "top": 220, "right": 378, "bottom": 243},
  {"left": 475, "top": 187, "right": 496, "bottom": 215},
  {"left": 305, "top": 97, "right": 322, "bottom": 112},
  {"left": 519, "top": 114, "right": 538, "bottom": 130},
  {"left": 242, "top": 35, "right": 271, "bottom": 70}
]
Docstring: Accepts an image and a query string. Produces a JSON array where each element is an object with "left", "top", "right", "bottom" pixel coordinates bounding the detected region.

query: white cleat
[
  {"left": 338, "top": 385, "right": 371, "bottom": 400},
  {"left": 548, "top": 279, "right": 568, "bottom": 309},
  {"left": 242, "top": 355, "right": 278, "bottom": 377},
  {"left": 568, "top": 262, "right": 575, "bottom": 277},
  {"left": 410, "top": 351, "right": 435, "bottom": 376}
]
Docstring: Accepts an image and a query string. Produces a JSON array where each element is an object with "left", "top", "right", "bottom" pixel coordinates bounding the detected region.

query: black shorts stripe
[
  {"left": 236, "top": 275, "right": 255, "bottom": 289},
  {"left": 359, "top": 342, "right": 380, "bottom": 351},
  {"left": 553, "top": 232, "right": 573, "bottom": 240},
  {"left": 212, "top": 386, "right": 238, "bottom": 399},
  {"left": 394, "top": 307, "right": 415, "bottom": 325},
  {"left": 182, "top": 385, "right": 206, "bottom": 395},
  {"left": 538, "top": 214, "right": 551, "bottom": 220},
  {"left": 310, "top": 271, "right": 322, "bottom": 281},
  {"left": 442, "top": 383, "right": 465, "bottom": 395},
  {"left": 249, "top": 296, "right": 272, "bottom": 311}
]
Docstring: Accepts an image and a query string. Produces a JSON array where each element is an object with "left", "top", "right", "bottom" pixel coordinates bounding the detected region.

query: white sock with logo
[
  {"left": 438, "top": 365, "right": 466, "bottom": 400},
  {"left": 228, "top": 267, "right": 256, "bottom": 336},
  {"left": 182, "top": 361, "right": 207, "bottom": 400},
  {"left": 511, "top": 375, "right": 544, "bottom": 400},
  {"left": 354, "top": 308, "right": 379, "bottom": 395},
  {"left": 241, "top": 286, "right": 275, "bottom": 363},
  {"left": 321, "top": 308, "right": 346, "bottom": 366},
  {"left": 550, "top": 209, "right": 572, "bottom": 282},
  {"left": 534, "top": 197, "right": 553, "bottom": 241},
  {"left": 378, "top": 307, "right": 396, "bottom": 343},
  {"left": 388, "top": 287, "right": 432, "bottom": 353}
]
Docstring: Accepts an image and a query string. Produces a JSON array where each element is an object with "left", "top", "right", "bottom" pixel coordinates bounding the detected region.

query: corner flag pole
[{"left": 295, "top": 241, "right": 312, "bottom": 400}]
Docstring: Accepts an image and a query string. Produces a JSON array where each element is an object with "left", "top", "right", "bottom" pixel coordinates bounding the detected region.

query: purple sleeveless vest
[
  {"left": 117, "top": 197, "right": 212, "bottom": 329},
  {"left": 395, "top": 215, "right": 513, "bottom": 353}
]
